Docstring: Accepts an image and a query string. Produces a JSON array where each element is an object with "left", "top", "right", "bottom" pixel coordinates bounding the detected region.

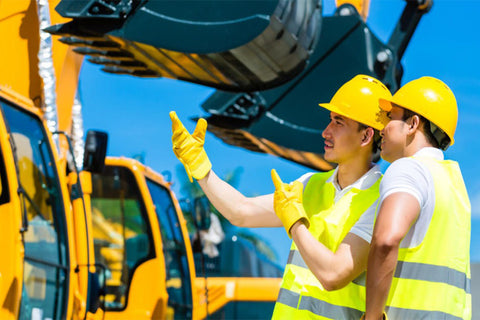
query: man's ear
[
  {"left": 407, "top": 115, "right": 421, "bottom": 133},
  {"left": 361, "top": 127, "right": 375, "bottom": 146}
]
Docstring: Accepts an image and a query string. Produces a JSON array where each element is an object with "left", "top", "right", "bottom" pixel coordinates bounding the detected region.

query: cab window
[
  {"left": 146, "top": 179, "right": 193, "bottom": 319},
  {"left": 0, "top": 100, "right": 68, "bottom": 320},
  {"left": 91, "top": 166, "right": 154, "bottom": 310}
]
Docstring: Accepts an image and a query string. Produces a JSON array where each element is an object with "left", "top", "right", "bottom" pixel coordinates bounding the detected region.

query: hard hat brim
[
  {"left": 319, "top": 102, "right": 351, "bottom": 121},
  {"left": 379, "top": 98, "right": 395, "bottom": 111},
  {"left": 319, "top": 103, "right": 383, "bottom": 131}
]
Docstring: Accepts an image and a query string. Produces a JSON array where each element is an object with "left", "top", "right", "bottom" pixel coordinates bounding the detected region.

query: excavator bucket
[
  {"left": 47, "top": 0, "right": 321, "bottom": 92},
  {"left": 201, "top": 2, "right": 432, "bottom": 171}
]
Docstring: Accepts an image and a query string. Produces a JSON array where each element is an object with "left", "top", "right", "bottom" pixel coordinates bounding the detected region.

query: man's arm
[
  {"left": 291, "top": 222, "right": 370, "bottom": 291},
  {"left": 365, "top": 192, "right": 420, "bottom": 320},
  {"left": 198, "top": 170, "right": 282, "bottom": 228},
  {"left": 272, "top": 169, "right": 370, "bottom": 290}
]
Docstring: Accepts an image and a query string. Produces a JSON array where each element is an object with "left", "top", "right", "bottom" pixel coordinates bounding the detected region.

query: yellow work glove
[
  {"left": 170, "top": 111, "right": 212, "bottom": 182},
  {"left": 271, "top": 169, "right": 310, "bottom": 238}
]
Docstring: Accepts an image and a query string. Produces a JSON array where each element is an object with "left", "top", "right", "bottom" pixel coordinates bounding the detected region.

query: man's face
[
  {"left": 380, "top": 105, "right": 409, "bottom": 163},
  {"left": 322, "top": 112, "right": 366, "bottom": 164}
]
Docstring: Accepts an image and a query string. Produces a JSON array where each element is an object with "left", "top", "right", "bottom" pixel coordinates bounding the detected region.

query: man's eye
[{"left": 386, "top": 112, "right": 392, "bottom": 119}]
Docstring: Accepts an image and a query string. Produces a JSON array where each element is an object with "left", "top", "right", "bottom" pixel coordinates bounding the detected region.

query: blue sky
[{"left": 79, "top": 0, "right": 480, "bottom": 265}]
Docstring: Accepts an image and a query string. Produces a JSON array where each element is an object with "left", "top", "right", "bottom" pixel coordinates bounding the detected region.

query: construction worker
[
  {"left": 170, "top": 74, "right": 392, "bottom": 319},
  {"left": 364, "top": 77, "right": 471, "bottom": 320}
]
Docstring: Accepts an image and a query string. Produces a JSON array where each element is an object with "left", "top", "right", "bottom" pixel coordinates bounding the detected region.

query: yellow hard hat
[
  {"left": 379, "top": 76, "right": 457, "bottom": 147},
  {"left": 319, "top": 74, "right": 392, "bottom": 130}
]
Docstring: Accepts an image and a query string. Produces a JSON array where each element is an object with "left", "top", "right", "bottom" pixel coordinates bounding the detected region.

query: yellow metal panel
[
  {"left": 195, "top": 277, "right": 281, "bottom": 317},
  {"left": 336, "top": 0, "right": 370, "bottom": 20},
  {"left": 0, "top": 0, "right": 43, "bottom": 107}
]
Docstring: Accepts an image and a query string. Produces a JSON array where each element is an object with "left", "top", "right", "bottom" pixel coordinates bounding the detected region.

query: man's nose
[{"left": 322, "top": 123, "right": 332, "bottom": 139}]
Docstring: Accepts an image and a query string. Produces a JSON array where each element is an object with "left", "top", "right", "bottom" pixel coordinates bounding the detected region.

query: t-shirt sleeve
[
  {"left": 379, "top": 158, "right": 430, "bottom": 209},
  {"left": 349, "top": 200, "right": 378, "bottom": 243}
]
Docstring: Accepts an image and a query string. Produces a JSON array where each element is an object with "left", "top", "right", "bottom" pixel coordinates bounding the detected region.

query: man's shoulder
[
  {"left": 384, "top": 157, "right": 428, "bottom": 179},
  {"left": 381, "top": 156, "right": 433, "bottom": 205}
]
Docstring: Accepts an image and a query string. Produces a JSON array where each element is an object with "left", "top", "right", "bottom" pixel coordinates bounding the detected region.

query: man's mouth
[{"left": 324, "top": 140, "right": 333, "bottom": 149}]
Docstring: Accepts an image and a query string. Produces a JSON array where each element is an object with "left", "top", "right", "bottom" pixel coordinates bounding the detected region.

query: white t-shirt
[
  {"left": 378, "top": 147, "right": 440, "bottom": 248},
  {"left": 296, "top": 164, "right": 382, "bottom": 243}
]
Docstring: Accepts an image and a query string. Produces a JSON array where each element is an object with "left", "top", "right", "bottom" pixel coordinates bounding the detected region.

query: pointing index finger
[
  {"left": 271, "top": 169, "right": 284, "bottom": 191},
  {"left": 170, "top": 111, "right": 186, "bottom": 133}
]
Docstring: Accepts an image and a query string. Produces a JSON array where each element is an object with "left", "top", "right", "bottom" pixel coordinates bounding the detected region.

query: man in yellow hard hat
[
  {"left": 364, "top": 77, "right": 471, "bottom": 320},
  {"left": 170, "top": 74, "right": 392, "bottom": 319}
]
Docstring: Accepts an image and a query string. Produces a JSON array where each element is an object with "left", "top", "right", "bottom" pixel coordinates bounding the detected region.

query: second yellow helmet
[{"left": 379, "top": 76, "right": 457, "bottom": 148}]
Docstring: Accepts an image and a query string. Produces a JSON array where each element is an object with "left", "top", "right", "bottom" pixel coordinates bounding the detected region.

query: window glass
[
  {"left": 146, "top": 179, "right": 193, "bottom": 319},
  {"left": 0, "top": 146, "right": 10, "bottom": 205},
  {"left": 0, "top": 100, "right": 68, "bottom": 320},
  {"left": 91, "top": 166, "right": 154, "bottom": 309}
]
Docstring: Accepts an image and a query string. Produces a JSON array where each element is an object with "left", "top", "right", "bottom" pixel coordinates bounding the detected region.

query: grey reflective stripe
[
  {"left": 277, "top": 288, "right": 363, "bottom": 319},
  {"left": 386, "top": 306, "right": 463, "bottom": 320},
  {"left": 277, "top": 288, "right": 300, "bottom": 308},
  {"left": 395, "top": 261, "right": 471, "bottom": 293},
  {"left": 287, "top": 250, "right": 308, "bottom": 269},
  {"left": 299, "top": 296, "right": 363, "bottom": 319}
]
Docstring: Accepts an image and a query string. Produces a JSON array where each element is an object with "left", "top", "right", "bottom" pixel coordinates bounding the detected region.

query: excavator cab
[
  {"left": 0, "top": 88, "right": 70, "bottom": 320},
  {"left": 89, "top": 157, "right": 195, "bottom": 319}
]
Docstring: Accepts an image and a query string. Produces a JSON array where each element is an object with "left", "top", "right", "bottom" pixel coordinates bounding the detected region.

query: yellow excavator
[{"left": 89, "top": 157, "right": 283, "bottom": 319}]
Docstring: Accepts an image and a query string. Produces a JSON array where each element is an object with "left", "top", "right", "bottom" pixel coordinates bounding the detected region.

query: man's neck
[
  {"left": 403, "top": 132, "right": 435, "bottom": 158},
  {"left": 336, "top": 158, "right": 373, "bottom": 190}
]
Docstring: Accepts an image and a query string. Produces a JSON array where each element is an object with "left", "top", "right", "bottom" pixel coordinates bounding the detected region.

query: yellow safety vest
[
  {"left": 272, "top": 170, "right": 381, "bottom": 319},
  {"left": 385, "top": 157, "right": 471, "bottom": 320}
]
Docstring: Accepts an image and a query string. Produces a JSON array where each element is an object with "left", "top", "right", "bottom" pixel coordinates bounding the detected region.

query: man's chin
[{"left": 323, "top": 153, "right": 336, "bottom": 163}]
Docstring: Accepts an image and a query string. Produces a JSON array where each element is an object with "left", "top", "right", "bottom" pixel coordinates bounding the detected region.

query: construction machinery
[
  {"left": 48, "top": 0, "right": 432, "bottom": 170},
  {"left": 0, "top": 0, "right": 107, "bottom": 319},
  {"left": 0, "top": 87, "right": 106, "bottom": 320},
  {"left": 0, "top": 1, "right": 283, "bottom": 318},
  {"left": 1, "top": 0, "right": 286, "bottom": 318},
  {"left": 90, "top": 157, "right": 283, "bottom": 319}
]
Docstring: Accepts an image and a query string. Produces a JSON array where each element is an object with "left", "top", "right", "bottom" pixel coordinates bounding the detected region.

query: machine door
[
  {"left": 0, "top": 99, "right": 69, "bottom": 320},
  {"left": 90, "top": 166, "right": 154, "bottom": 310},
  {"left": 146, "top": 179, "right": 193, "bottom": 319}
]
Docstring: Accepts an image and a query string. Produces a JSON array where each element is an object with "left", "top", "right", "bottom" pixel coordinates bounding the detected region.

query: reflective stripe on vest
[
  {"left": 385, "top": 306, "right": 463, "bottom": 320},
  {"left": 394, "top": 261, "right": 471, "bottom": 294},
  {"left": 277, "top": 288, "right": 364, "bottom": 319},
  {"left": 272, "top": 170, "right": 381, "bottom": 319},
  {"left": 385, "top": 157, "right": 471, "bottom": 320}
]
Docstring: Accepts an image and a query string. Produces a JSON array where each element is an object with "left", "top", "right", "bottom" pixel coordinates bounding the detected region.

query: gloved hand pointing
[
  {"left": 271, "top": 169, "right": 310, "bottom": 238},
  {"left": 170, "top": 111, "right": 212, "bottom": 182}
]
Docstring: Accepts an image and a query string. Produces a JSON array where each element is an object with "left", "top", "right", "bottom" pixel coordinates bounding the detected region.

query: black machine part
[{"left": 201, "top": 1, "right": 432, "bottom": 171}]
